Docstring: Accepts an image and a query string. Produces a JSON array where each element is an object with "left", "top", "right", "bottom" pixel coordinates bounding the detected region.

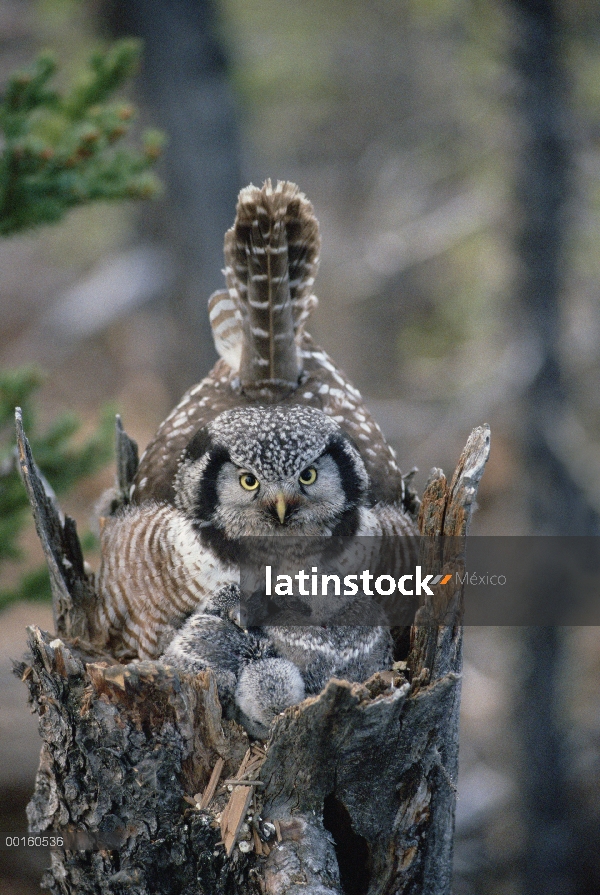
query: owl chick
[{"left": 164, "top": 593, "right": 395, "bottom": 739}]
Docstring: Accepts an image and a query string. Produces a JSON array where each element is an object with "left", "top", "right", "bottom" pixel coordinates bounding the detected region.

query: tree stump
[{"left": 15, "top": 411, "right": 489, "bottom": 895}]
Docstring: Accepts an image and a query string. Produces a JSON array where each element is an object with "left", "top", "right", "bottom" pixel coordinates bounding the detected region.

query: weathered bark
[
  {"left": 15, "top": 408, "right": 96, "bottom": 643},
  {"left": 16, "top": 416, "right": 489, "bottom": 895}
]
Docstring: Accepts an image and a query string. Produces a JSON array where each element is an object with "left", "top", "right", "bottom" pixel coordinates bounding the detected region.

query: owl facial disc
[{"left": 174, "top": 404, "right": 370, "bottom": 539}]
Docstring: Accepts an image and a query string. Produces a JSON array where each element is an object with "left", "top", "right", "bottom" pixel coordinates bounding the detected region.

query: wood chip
[
  {"left": 252, "top": 827, "right": 263, "bottom": 856},
  {"left": 274, "top": 819, "right": 282, "bottom": 843},
  {"left": 221, "top": 785, "right": 253, "bottom": 856},
  {"left": 219, "top": 747, "right": 267, "bottom": 856},
  {"left": 219, "top": 800, "right": 231, "bottom": 836},
  {"left": 199, "top": 757, "right": 224, "bottom": 810},
  {"left": 222, "top": 778, "right": 265, "bottom": 788},
  {"left": 237, "top": 749, "right": 254, "bottom": 775}
]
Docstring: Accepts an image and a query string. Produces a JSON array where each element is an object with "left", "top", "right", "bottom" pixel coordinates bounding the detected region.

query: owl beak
[{"left": 275, "top": 492, "right": 287, "bottom": 525}]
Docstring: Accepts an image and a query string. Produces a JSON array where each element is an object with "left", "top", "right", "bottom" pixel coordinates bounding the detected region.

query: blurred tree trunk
[
  {"left": 511, "top": 0, "right": 593, "bottom": 535},
  {"left": 101, "top": 0, "right": 243, "bottom": 397},
  {"left": 509, "top": 1, "right": 598, "bottom": 892},
  {"left": 17, "top": 413, "right": 488, "bottom": 895}
]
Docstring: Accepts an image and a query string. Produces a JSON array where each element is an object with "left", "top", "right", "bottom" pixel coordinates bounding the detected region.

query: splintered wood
[
  {"left": 220, "top": 744, "right": 266, "bottom": 856},
  {"left": 198, "top": 757, "right": 225, "bottom": 810}
]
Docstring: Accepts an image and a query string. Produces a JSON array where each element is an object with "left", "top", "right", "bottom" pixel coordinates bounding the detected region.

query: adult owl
[{"left": 94, "top": 180, "right": 417, "bottom": 733}]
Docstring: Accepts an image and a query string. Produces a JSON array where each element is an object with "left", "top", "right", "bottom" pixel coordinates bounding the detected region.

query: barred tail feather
[
  {"left": 208, "top": 289, "right": 243, "bottom": 371},
  {"left": 215, "top": 180, "right": 320, "bottom": 397},
  {"left": 239, "top": 207, "right": 298, "bottom": 388}
]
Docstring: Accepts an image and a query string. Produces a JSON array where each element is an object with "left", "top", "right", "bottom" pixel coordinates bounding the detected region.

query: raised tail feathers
[{"left": 210, "top": 180, "right": 320, "bottom": 398}]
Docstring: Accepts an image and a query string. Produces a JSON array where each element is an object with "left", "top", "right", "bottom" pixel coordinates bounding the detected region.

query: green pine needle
[{"left": 0, "top": 39, "right": 163, "bottom": 236}]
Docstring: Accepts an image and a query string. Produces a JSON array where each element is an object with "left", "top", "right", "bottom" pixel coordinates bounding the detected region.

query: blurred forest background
[{"left": 0, "top": 0, "right": 599, "bottom": 893}]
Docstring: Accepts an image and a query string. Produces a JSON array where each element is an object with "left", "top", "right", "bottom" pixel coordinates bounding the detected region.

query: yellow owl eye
[
  {"left": 299, "top": 466, "right": 318, "bottom": 486},
  {"left": 239, "top": 472, "right": 260, "bottom": 491}
]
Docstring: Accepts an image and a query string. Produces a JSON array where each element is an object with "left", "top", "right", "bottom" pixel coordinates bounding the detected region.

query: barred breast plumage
[{"left": 95, "top": 502, "right": 236, "bottom": 658}]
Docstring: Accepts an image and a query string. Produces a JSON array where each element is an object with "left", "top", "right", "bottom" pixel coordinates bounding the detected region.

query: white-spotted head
[{"left": 175, "top": 405, "right": 370, "bottom": 540}]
